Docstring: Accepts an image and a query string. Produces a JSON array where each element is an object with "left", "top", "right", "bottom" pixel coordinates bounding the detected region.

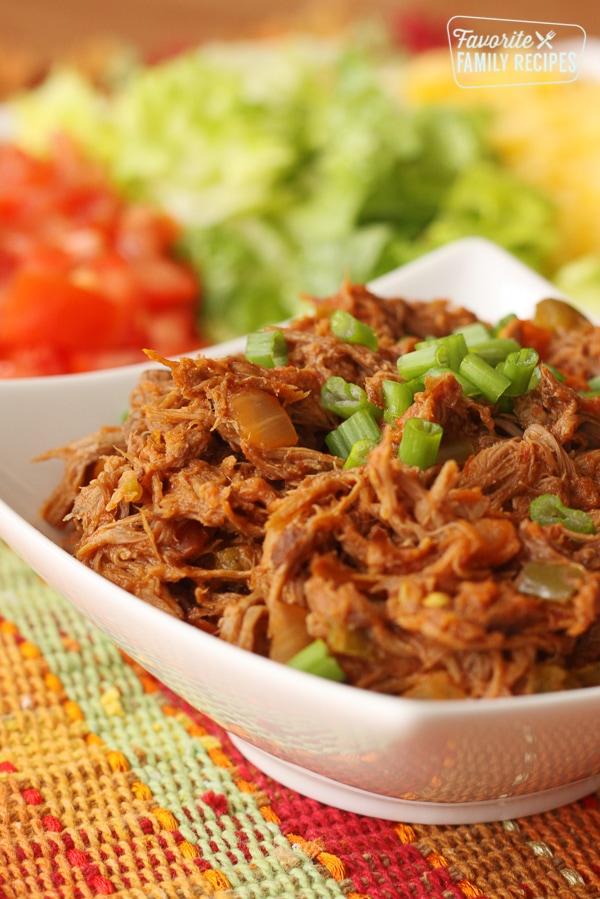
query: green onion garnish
[
  {"left": 245, "top": 329, "right": 289, "bottom": 368},
  {"left": 325, "top": 428, "right": 350, "bottom": 459},
  {"left": 413, "top": 337, "right": 436, "bottom": 350},
  {"left": 530, "top": 494, "right": 596, "bottom": 535},
  {"left": 286, "top": 639, "right": 346, "bottom": 681},
  {"left": 382, "top": 379, "right": 414, "bottom": 422},
  {"left": 436, "top": 333, "right": 468, "bottom": 371},
  {"left": 500, "top": 348, "right": 539, "bottom": 396},
  {"left": 546, "top": 364, "right": 567, "bottom": 383},
  {"left": 343, "top": 438, "right": 379, "bottom": 469},
  {"left": 580, "top": 375, "right": 600, "bottom": 397},
  {"left": 398, "top": 418, "right": 443, "bottom": 469},
  {"left": 330, "top": 309, "right": 378, "bottom": 351},
  {"left": 325, "top": 408, "right": 381, "bottom": 459},
  {"left": 467, "top": 338, "right": 521, "bottom": 367},
  {"left": 397, "top": 343, "right": 449, "bottom": 381},
  {"left": 453, "top": 321, "right": 491, "bottom": 346},
  {"left": 458, "top": 353, "right": 511, "bottom": 403},
  {"left": 321, "top": 376, "right": 382, "bottom": 420}
]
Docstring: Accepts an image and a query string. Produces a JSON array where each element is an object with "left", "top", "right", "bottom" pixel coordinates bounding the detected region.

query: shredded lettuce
[
  {"left": 554, "top": 256, "right": 600, "bottom": 317},
  {"left": 12, "top": 37, "right": 558, "bottom": 341}
]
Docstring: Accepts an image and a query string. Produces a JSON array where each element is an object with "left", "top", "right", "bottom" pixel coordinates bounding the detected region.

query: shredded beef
[{"left": 40, "top": 283, "right": 600, "bottom": 699}]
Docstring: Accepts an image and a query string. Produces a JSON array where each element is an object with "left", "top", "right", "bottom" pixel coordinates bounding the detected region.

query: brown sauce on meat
[{"left": 39, "top": 283, "right": 600, "bottom": 699}]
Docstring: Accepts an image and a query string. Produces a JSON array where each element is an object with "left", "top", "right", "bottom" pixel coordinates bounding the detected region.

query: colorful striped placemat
[{"left": 1, "top": 538, "right": 600, "bottom": 898}]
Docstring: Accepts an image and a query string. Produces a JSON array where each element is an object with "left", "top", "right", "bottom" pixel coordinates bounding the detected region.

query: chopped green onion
[
  {"left": 436, "top": 333, "right": 468, "bottom": 371},
  {"left": 580, "top": 374, "right": 600, "bottom": 396},
  {"left": 413, "top": 337, "right": 436, "bottom": 350},
  {"left": 397, "top": 343, "right": 449, "bottom": 381},
  {"left": 325, "top": 408, "right": 381, "bottom": 459},
  {"left": 528, "top": 367, "right": 541, "bottom": 391},
  {"left": 325, "top": 428, "right": 350, "bottom": 459},
  {"left": 403, "top": 334, "right": 466, "bottom": 376},
  {"left": 453, "top": 321, "right": 491, "bottom": 346},
  {"left": 245, "top": 329, "right": 288, "bottom": 368},
  {"left": 286, "top": 639, "right": 346, "bottom": 681},
  {"left": 516, "top": 560, "right": 584, "bottom": 602},
  {"left": 343, "top": 438, "right": 379, "bottom": 469},
  {"left": 459, "top": 353, "right": 511, "bottom": 403},
  {"left": 330, "top": 309, "right": 378, "bottom": 351},
  {"left": 382, "top": 379, "right": 414, "bottom": 419},
  {"left": 467, "top": 337, "right": 521, "bottom": 366},
  {"left": 398, "top": 418, "right": 443, "bottom": 469},
  {"left": 321, "top": 376, "right": 382, "bottom": 419},
  {"left": 406, "top": 375, "right": 426, "bottom": 394},
  {"left": 545, "top": 364, "right": 566, "bottom": 382},
  {"left": 530, "top": 494, "right": 596, "bottom": 534},
  {"left": 500, "top": 348, "right": 540, "bottom": 396},
  {"left": 495, "top": 394, "right": 515, "bottom": 414}
]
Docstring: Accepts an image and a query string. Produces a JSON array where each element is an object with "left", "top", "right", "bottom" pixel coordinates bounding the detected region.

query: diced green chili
[
  {"left": 398, "top": 418, "right": 443, "bottom": 469},
  {"left": 530, "top": 493, "right": 596, "bottom": 534},
  {"left": 245, "top": 329, "right": 289, "bottom": 368},
  {"left": 330, "top": 309, "right": 378, "bottom": 351},
  {"left": 286, "top": 638, "right": 346, "bottom": 681},
  {"left": 321, "top": 376, "right": 382, "bottom": 419},
  {"left": 458, "top": 353, "right": 511, "bottom": 403}
]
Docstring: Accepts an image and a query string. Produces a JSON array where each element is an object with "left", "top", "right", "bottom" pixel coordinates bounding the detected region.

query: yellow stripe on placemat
[{"left": 0, "top": 541, "right": 350, "bottom": 898}]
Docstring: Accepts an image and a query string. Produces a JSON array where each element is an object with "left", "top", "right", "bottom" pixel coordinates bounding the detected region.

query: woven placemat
[{"left": 1, "top": 539, "right": 600, "bottom": 899}]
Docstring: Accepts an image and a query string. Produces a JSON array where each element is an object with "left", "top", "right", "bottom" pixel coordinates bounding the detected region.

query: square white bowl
[{"left": 1, "top": 236, "right": 598, "bottom": 825}]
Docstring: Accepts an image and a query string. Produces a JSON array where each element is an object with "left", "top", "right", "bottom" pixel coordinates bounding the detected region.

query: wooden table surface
[
  {"left": 0, "top": 0, "right": 598, "bottom": 98},
  {"left": 1, "top": 0, "right": 599, "bottom": 56}
]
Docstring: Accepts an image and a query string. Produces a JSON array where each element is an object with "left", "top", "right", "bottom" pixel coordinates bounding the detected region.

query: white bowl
[{"left": 2, "top": 236, "right": 599, "bottom": 825}]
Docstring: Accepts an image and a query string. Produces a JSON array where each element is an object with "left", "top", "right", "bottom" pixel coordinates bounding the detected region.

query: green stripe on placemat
[{"left": 2, "top": 539, "right": 600, "bottom": 899}]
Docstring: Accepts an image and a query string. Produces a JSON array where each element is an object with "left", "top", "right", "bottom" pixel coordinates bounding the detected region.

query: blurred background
[
  {"left": 1, "top": 0, "right": 600, "bottom": 376},
  {"left": 1, "top": 0, "right": 599, "bottom": 90}
]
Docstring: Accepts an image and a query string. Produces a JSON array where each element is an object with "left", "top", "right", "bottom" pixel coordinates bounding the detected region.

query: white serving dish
[{"left": 2, "top": 236, "right": 599, "bottom": 825}]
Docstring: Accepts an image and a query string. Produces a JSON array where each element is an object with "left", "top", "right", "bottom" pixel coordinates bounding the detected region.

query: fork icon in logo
[{"left": 536, "top": 29, "right": 556, "bottom": 48}]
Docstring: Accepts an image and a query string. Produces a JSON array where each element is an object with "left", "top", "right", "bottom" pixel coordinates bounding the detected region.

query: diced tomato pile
[{"left": 0, "top": 137, "right": 203, "bottom": 377}]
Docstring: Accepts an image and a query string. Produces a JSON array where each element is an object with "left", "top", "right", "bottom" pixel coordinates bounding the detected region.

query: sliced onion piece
[{"left": 229, "top": 389, "right": 298, "bottom": 449}]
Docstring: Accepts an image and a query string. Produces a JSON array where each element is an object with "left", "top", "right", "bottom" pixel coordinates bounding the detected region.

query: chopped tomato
[
  {"left": 0, "top": 344, "right": 68, "bottom": 378},
  {"left": 130, "top": 257, "right": 199, "bottom": 310},
  {"left": 66, "top": 347, "right": 151, "bottom": 374},
  {"left": 0, "top": 271, "right": 125, "bottom": 350},
  {"left": 0, "top": 137, "right": 203, "bottom": 377},
  {"left": 143, "top": 308, "right": 204, "bottom": 356}
]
